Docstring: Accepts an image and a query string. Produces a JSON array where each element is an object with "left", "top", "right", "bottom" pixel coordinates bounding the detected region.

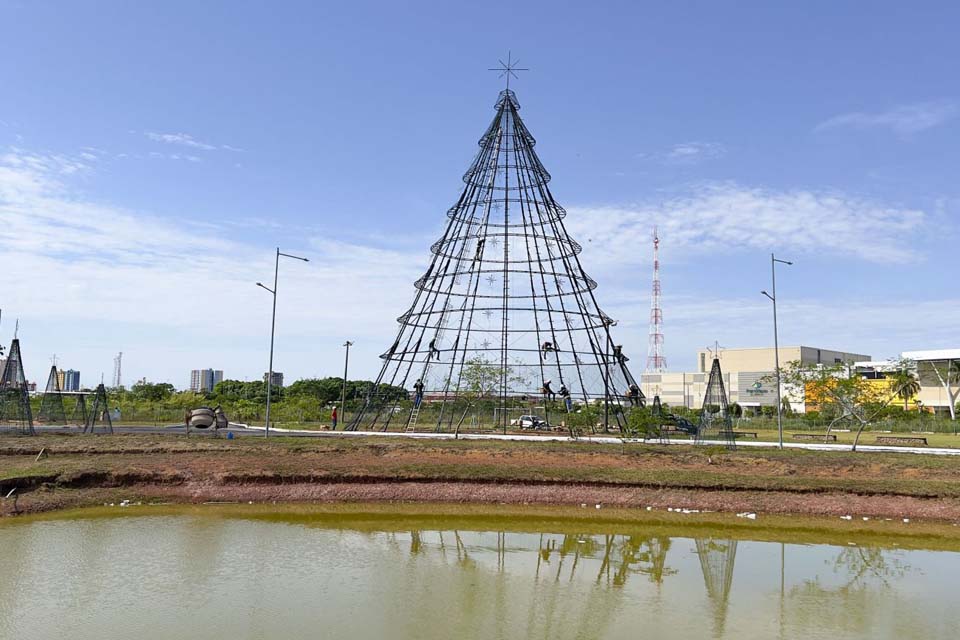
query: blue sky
[{"left": 1, "top": 0, "right": 958, "bottom": 388}]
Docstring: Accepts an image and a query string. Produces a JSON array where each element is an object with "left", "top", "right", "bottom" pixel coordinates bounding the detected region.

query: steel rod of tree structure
[
  {"left": 257, "top": 247, "right": 308, "bottom": 438},
  {"left": 762, "top": 253, "right": 792, "bottom": 450},
  {"left": 346, "top": 87, "right": 643, "bottom": 432},
  {"left": 341, "top": 340, "right": 353, "bottom": 430}
]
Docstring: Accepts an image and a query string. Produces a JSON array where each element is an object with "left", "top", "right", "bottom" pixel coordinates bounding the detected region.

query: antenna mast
[
  {"left": 645, "top": 227, "right": 666, "bottom": 374},
  {"left": 112, "top": 351, "right": 123, "bottom": 388}
]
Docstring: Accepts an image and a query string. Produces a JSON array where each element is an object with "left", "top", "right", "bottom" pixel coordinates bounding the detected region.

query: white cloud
[
  {"left": 0, "top": 148, "right": 92, "bottom": 176},
  {"left": 0, "top": 147, "right": 942, "bottom": 387},
  {"left": 0, "top": 148, "right": 422, "bottom": 386},
  {"left": 565, "top": 182, "right": 925, "bottom": 267},
  {"left": 815, "top": 100, "right": 958, "bottom": 136},
  {"left": 144, "top": 131, "right": 217, "bottom": 150},
  {"left": 665, "top": 141, "right": 726, "bottom": 164},
  {"left": 146, "top": 150, "right": 202, "bottom": 162}
]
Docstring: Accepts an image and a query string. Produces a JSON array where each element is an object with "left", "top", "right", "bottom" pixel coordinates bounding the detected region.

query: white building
[
  {"left": 190, "top": 368, "right": 224, "bottom": 393},
  {"left": 902, "top": 349, "right": 960, "bottom": 419}
]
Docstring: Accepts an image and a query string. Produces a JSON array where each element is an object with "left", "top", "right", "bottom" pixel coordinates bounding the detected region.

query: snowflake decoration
[
  {"left": 488, "top": 237, "right": 500, "bottom": 249},
  {"left": 480, "top": 339, "right": 491, "bottom": 349},
  {"left": 483, "top": 309, "right": 493, "bottom": 320},
  {"left": 486, "top": 274, "right": 497, "bottom": 286}
]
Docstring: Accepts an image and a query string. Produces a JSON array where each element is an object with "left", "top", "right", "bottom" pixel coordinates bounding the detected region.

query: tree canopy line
[
  {"left": 84, "top": 377, "right": 408, "bottom": 425},
  {"left": 42, "top": 357, "right": 952, "bottom": 434},
  {"left": 124, "top": 377, "right": 407, "bottom": 405}
]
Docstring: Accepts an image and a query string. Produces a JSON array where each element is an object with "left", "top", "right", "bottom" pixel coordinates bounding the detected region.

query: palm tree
[{"left": 890, "top": 370, "right": 921, "bottom": 411}]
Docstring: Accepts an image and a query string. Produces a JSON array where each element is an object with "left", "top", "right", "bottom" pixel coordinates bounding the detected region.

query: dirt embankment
[{"left": 3, "top": 434, "right": 960, "bottom": 521}]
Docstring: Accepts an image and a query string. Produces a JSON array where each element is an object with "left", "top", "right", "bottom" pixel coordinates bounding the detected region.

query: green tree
[
  {"left": 214, "top": 379, "right": 279, "bottom": 403},
  {"left": 459, "top": 356, "right": 506, "bottom": 398},
  {"left": 286, "top": 378, "right": 344, "bottom": 404},
  {"left": 779, "top": 358, "right": 916, "bottom": 451},
  {"left": 130, "top": 381, "right": 175, "bottom": 402}
]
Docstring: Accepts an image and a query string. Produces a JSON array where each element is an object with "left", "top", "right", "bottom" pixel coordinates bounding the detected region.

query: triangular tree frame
[
  {"left": 38, "top": 365, "right": 67, "bottom": 424},
  {"left": 0, "top": 338, "right": 35, "bottom": 435},
  {"left": 650, "top": 395, "right": 670, "bottom": 444},
  {"left": 695, "top": 357, "right": 736, "bottom": 449},
  {"left": 69, "top": 393, "right": 88, "bottom": 427},
  {"left": 346, "top": 89, "right": 643, "bottom": 434},
  {"left": 83, "top": 383, "right": 113, "bottom": 434}
]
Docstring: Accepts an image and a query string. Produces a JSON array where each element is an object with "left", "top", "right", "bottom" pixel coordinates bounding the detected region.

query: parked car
[{"left": 510, "top": 415, "right": 548, "bottom": 429}]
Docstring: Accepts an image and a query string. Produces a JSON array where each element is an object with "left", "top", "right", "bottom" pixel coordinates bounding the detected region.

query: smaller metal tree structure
[
  {"left": 0, "top": 338, "right": 34, "bottom": 435},
  {"left": 695, "top": 356, "right": 736, "bottom": 449},
  {"left": 83, "top": 383, "right": 113, "bottom": 434},
  {"left": 650, "top": 395, "right": 670, "bottom": 444},
  {"left": 69, "top": 393, "right": 88, "bottom": 427},
  {"left": 38, "top": 365, "right": 67, "bottom": 424}
]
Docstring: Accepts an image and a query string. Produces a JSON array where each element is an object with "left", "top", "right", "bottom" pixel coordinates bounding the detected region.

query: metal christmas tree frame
[
  {"left": 0, "top": 338, "right": 35, "bottom": 435},
  {"left": 83, "top": 383, "right": 114, "bottom": 434},
  {"left": 349, "top": 88, "right": 643, "bottom": 432},
  {"left": 695, "top": 356, "right": 736, "bottom": 449},
  {"left": 38, "top": 365, "right": 67, "bottom": 424}
]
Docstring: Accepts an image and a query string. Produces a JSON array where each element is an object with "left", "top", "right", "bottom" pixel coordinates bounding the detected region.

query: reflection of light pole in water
[{"left": 779, "top": 542, "right": 785, "bottom": 639}]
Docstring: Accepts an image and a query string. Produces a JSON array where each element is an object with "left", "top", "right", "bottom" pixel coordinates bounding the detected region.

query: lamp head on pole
[
  {"left": 278, "top": 251, "right": 309, "bottom": 263},
  {"left": 761, "top": 290, "right": 775, "bottom": 302}
]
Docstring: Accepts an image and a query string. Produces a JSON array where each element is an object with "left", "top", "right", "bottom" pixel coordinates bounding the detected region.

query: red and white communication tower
[{"left": 645, "top": 227, "right": 666, "bottom": 373}]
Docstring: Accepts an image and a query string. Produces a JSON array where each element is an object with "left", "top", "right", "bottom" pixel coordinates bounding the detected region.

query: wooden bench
[
  {"left": 791, "top": 433, "right": 837, "bottom": 442},
  {"left": 718, "top": 431, "right": 758, "bottom": 439},
  {"left": 875, "top": 435, "right": 928, "bottom": 446},
  {"left": 660, "top": 426, "right": 694, "bottom": 437}
]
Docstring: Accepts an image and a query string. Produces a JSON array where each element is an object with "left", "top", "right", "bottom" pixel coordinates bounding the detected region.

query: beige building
[
  {"left": 694, "top": 346, "right": 870, "bottom": 375},
  {"left": 642, "top": 346, "right": 870, "bottom": 412}
]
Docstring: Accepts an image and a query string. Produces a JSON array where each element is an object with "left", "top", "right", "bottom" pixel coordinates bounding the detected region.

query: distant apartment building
[
  {"left": 63, "top": 369, "right": 81, "bottom": 392},
  {"left": 56, "top": 369, "right": 66, "bottom": 391},
  {"left": 190, "top": 368, "right": 224, "bottom": 393},
  {"left": 263, "top": 371, "right": 284, "bottom": 388}
]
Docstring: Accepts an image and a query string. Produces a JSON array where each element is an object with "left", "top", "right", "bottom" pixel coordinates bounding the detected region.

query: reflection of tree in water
[
  {"left": 694, "top": 538, "right": 738, "bottom": 639},
  {"left": 831, "top": 546, "right": 910, "bottom": 588},
  {"left": 785, "top": 547, "right": 929, "bottom": 637}
]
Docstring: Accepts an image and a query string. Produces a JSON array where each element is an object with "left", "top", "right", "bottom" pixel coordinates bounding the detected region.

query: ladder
[{"left": 405, "top": 405, "right": 421, "bottom": 432}]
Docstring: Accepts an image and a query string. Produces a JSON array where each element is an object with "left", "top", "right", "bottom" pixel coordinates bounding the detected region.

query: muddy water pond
[{"left": 1, "top": 505, "right": 958, "bottom": 639}]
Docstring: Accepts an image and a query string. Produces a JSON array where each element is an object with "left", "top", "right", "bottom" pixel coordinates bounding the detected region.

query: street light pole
[
  {"left": 340, "top": 340, "right": 353, "bottom": 431},
  {"left": 762, "top": 253, "right": 792, "bottom": 450},
  {"left": 257, "top": 247, "right": 309, "bottom": 438}
]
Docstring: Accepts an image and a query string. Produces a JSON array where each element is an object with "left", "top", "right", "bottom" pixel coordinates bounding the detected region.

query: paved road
[{"left": 17, "top": 423, "right": 960, "bottom": 456}]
